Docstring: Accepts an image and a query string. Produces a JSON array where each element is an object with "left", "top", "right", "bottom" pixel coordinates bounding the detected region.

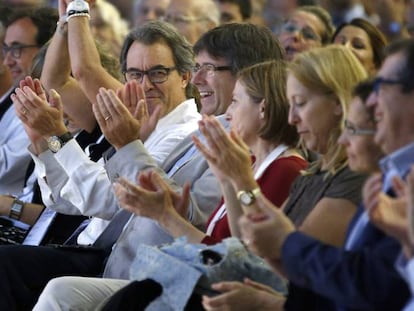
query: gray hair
[{"left": 120, "top": 20, "right": 196, "bottom": 99}]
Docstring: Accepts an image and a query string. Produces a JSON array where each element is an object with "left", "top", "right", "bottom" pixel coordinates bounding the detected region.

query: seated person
[
  {"left": 238, "top": 39, "right": 414, "bottom": 311},
  {"left": 33, "top": 59, "right": 307, "bottom": 311},
  {"left": 203, "top": 78, "right": 383, "bottom": 310}
]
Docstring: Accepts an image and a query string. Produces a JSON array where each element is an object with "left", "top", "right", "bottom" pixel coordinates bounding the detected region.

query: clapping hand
[
  {"left": 193, "top": 115, "right": 253, "bottom": 186},
  {"left": 113, "top": 170, "right": 191, "bottom": 223}
]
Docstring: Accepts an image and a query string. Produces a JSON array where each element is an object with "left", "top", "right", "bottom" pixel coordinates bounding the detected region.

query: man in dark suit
[{"left": 239, "top": 39, "right": 414, "bottom": 310}]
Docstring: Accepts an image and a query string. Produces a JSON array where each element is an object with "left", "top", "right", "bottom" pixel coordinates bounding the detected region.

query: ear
[
  {"left": 181, "top": 71, "right": 191, "bottom": 89},
  {"left": 259, "top": 99, "right": 266, "bottom": 119}
]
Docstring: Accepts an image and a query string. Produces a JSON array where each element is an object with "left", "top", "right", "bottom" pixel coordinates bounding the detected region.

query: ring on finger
[
  {"left": 22, "top": 108, "right": 28, "bottom": 115},
  {"left": 104, "top": 115, "right": 112, "bottom": 121}
]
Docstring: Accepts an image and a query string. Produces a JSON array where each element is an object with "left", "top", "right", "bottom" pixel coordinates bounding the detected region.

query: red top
[{"left": 201, "top": 156, "right": 307, "bottom": 245}]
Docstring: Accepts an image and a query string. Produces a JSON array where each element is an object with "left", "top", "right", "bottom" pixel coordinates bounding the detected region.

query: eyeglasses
[
  {"left": 123, "top": 66, "right": 176, "bottom": 84},
  {"left": 2, "top": 43, "right": 39, "bottom": 59},
  {"left": 192, "top": 63, "right": 232, "bottom": 77},
  {"left": 281, "top": 22, "right": 321, "bottom": 42},
  {"left": 344, "top": 120, "right": 375, "bottom": 136},
  {"left": 163, "top": 15, "right": 208, "bottom": 24},
  {"left": 372, "top": 76, "right": 406, "bottom": 94}
]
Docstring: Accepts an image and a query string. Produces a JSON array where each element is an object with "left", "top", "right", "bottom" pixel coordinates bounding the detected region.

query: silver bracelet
[{"left": 66, "top": 12, "right": 90, "bottom": 22}]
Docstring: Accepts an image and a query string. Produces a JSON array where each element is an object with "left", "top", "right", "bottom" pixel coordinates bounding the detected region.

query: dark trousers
[
  {"left": 101, "top": 279, "right": 204, "bottom": 311},
  {"left": 0, "top": 245, "right": 105, "bottom": 311}
]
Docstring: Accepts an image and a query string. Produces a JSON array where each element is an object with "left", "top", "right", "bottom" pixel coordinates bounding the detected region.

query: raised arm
[
  {"left": 41, "top": 0, "right": 96, "bottom": 133},
  {"left": 64, "top": 0, "right": 123, "bottom": 104}
]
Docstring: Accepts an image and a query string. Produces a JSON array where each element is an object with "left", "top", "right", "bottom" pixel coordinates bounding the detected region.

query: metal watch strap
[{"left": 10, "top": 198, "right": 24, "bottom": 220}]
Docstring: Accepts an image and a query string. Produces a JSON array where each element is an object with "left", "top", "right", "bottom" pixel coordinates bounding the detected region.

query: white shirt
[
  {"left": 32, "top": 99, "right": 200, "bottom": 245},
  {"left": 0, "top": 88, "right": 32, "bottom": 195}
]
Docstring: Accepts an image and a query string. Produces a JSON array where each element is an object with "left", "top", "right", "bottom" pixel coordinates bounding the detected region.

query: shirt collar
[
  {"left": 380, "top": 141, "right": 414, "bottom": 185},
  {"left": 155, "top": 98, "right": 199, "bottom": 131}
]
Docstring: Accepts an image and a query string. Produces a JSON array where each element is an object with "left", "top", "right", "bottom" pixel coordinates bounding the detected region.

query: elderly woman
[
  {"left": 277, "top": 5, "right": 335, "bottom": 61},
  {"left": 333, "top": 18, "right": 388, "bottom": 75}
]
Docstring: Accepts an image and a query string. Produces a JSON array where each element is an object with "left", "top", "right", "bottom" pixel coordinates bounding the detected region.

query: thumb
[
  {"left": 134, "top": 99, "right": 146, "bottom": 120},
  {"left": 211, "top": 281, "right": 239, "bottom": 293},
  {"left": 392, "top": 175, "right": 406, "bottom": 198},
  {"left": 48, "top": 89, "right": 62, "bottom": 110},
  {"left": 148, "top": 104, "right": 162, "bottom": 125},
  {"left": 150, "top": 171, "right": 170, "bottom": 193}
]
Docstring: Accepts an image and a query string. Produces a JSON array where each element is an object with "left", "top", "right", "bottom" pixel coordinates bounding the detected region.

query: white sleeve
[{"left": 0, "top": 109, "right": 31, "bottom": 195}]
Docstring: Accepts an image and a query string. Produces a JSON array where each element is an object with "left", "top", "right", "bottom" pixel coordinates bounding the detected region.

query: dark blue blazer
[{"left": 282, "top": 205, "right": 410, "bottom": 311}]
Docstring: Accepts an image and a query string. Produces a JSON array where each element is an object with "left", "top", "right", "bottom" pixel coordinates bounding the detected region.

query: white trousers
[{"left": 32, "top": 276, "right": 130, "bottom": 311}]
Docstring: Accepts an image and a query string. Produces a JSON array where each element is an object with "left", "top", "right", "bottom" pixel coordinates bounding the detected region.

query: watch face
[
  {"left": 240, "top": 192, "right": 253, "bottom": 205},
  {"left": 74, "top": 0, "right": 88, "bottom": 11},
  {"left": 48, "top": 137, "right": 62, "bottom": 153}
]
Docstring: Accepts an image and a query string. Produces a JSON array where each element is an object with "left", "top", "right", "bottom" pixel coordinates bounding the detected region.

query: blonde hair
[
  {"left": 91, "top": 0, "right": 129, "bottom": 56},
  {"left": 288, "top": 45, "right": 367, "bottom": 176}
]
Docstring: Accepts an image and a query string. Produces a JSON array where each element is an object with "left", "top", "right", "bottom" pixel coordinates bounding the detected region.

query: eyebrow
[{"left": 126, "top": 64, "right": 172, "bottom": 71}]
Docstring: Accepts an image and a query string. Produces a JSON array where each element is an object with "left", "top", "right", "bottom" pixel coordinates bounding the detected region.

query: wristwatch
[
  {"left": 9, "top": 198, "right": 24, "bottom": 220},
  {"left": 66, "top": 0, "right": 90, "bottom": 15},
  {"left": 237, "top": 188, "right": 261, "bottom": 206},
  {"left": 47, "top": 132, "right": 73, "bottom": 153}
]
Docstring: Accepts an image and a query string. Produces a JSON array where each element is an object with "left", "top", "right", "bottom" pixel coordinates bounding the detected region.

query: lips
[
  {"left": 297, "top": 130, "right": 309, "bottom": 135},
  {"left": 199, "top": 91, "right": 213, "bottom": 98}
]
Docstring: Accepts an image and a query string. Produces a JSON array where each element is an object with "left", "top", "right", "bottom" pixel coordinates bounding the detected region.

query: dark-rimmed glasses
[
  {"left": 192, "top": 63, "right": 232, "bottom": 77},
  {"left": 344, "top": 120, "right": 376, "bottom": 136},
  {"left": 372, "top": 76, "right": 406, "bottom": 94},
  {"left": 2, "top": 43, "right": 39, "bottom": 59},
  {"left": 123, "top": 66, "right": 176, "bottom": 84}
]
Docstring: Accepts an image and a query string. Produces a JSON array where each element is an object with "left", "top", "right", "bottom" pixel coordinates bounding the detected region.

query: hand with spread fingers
[
  {"left": 113, "top": 171, "right": 177, "bottom": 224},
  {"left": 113, "top": 170, "right": 206, "bottom": 243},
  {"left": 94, "top": 87, "right": 141, "bottom": 150},
  {"left": 95, "top": 83, "right": 161, "bottom": 150},
  {"left": 365, "top": 175, "right": 410, "bottom": 252},
  {"left": 13, "top": 77, "right": 45, "bottom": 144},
  {"left": 12, "top": 76, "right": 68, "bottom": 154},
  {"left": 239, "top": 194, "right": 294, "bottom": 264},
  {"left": 202, "top": 279, "right": 285, "bottom": 311},
  {"left": 115, "top": 80, "right": 161, "bottom": 143},
  {"left": 193, "top": 115, "right": 253, "bottom": 186}
]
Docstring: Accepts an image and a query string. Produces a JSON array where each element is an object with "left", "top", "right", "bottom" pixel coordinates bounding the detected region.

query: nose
[
  {"left": 225, "top": 102, "right": 234, "bottom": 120},
  {"left": 337, "top": 130, "right": 349, "bottom": 146},
  {"left": 140, "top": 74, "right": 154, "bottom": 91},
  {"left": 2, "top": 51, "right": 15, "bottom": 66},
  {"left": 288, "top": 105, "right": 299, "bottom": 125},
  {"left": 191, "top": 69, "right": 205, "bottom": 85},
  {"left": 344, "top": 41, "right": 352, "bottom": 50},
  {"left": 366, "top": 90, "right": 377, "bottom": 109}
]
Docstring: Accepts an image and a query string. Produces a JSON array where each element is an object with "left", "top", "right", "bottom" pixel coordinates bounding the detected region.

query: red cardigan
[{"left": 201, "top": 156, "right": 307, "bottom": 245}]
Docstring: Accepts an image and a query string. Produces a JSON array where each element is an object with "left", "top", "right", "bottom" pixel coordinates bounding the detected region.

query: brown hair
[
  {"left": 333, "top": 18, "right": 387, "bottom": 69},
  {"left": 237, "top": 60, "right": 299, "bottom": 147}
]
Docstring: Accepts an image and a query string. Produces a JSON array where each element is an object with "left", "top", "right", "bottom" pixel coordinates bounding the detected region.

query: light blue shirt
[{"left": 345, "top": 142, "right": 414, "bottom": 250}]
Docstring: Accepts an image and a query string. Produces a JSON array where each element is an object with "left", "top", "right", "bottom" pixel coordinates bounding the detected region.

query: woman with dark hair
[{"left": 333, "top": 18, "right": 387, "bottom": 74}]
